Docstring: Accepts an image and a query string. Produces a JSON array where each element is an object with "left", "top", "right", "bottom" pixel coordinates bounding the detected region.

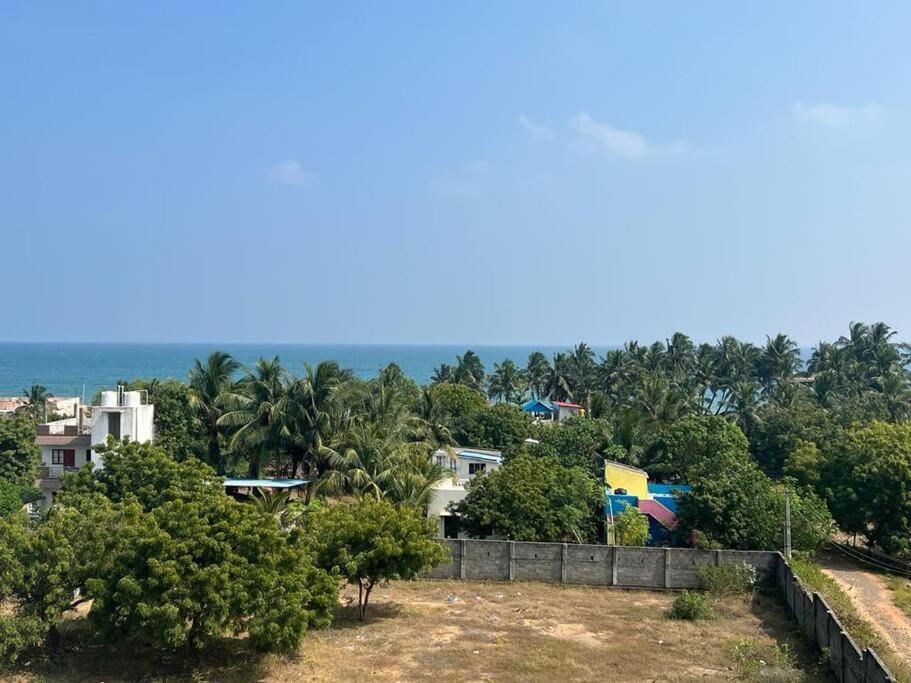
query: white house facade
[
  {"left": 35, "top": 387, "right": 155, "bottom": 509},
  {"left": 427, "top": 447, "right": 502, "bottom": 538}
]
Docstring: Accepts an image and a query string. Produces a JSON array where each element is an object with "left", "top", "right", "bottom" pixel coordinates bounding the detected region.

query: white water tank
[
  {"left": 100, "top": 391, "right": 118, "bottom": 407},
  {"left": 123, "top": 391, "right": 142, "bottom": 407}
]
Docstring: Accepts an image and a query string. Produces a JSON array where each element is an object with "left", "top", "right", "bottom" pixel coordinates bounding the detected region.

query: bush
[
  {"left": 668, "top": 591, "right": 713, "bottom": 621},
  {"left": 697, "top": 562, "right": 757, "bottom": 595},
  {"left": 613, "top": 504, "right": 650, "bottom": 546},
  {"left": 0, "top": 480, "right": 22, "bottom": 518}
]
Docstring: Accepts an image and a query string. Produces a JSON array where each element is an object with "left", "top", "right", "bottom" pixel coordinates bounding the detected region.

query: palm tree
[
  {"left": 568, "top": 343, "right": 596, "bottom": 413},
  {"left": 525, "top": 352, "right": 550, "bottom": 400},
  {"left": 248, "top": 488, "right": 292, "bottom": 518},
  {"left": 487, "top": 359, "right": 526, "bottom": 404},
  {"left": 452, "top": 350, "right": 486, "bottom": 391},
  {"left": 758, "top": 334, "right": 801, "bottom": 396},
  {"left": 188, "top": 351, "right": 240, "bottom": 474},
  {"left": 19, "top": 384, "right": 52, "bottom": 422},
  {"left": 431, "top": 363, "right": 455, "bottom": 384},
  {"left": 544, "top": 352, "right": 574, "bottom": 402},
  {"left": 218, "top": 356, "right": 288, "bottom": 477}
]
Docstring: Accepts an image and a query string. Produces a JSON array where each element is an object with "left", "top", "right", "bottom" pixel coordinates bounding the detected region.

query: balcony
[
  {"left": 36, "top": 465, "right": 80, "bottom": 480},
  {"left": 36, "top": 423, "right": 91, "bottom": 437}
]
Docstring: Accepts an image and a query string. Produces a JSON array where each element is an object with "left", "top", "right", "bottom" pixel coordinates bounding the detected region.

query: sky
[{"left": 2, "top": 2, "right": 911, "bottom": 346}]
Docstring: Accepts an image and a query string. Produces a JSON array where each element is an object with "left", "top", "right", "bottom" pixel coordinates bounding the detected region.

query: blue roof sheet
[
  {"left": 458, "top": 451, "right": 502, "bottom": 463},
  {"left": 223, "top": 478, "right": 309, "bottom": 489},
  {"left": 647, "top": 483, "right": 691, "bottom": 495},
  {"left": 522, "top": 399, "right": 554, "bottom": 413}
]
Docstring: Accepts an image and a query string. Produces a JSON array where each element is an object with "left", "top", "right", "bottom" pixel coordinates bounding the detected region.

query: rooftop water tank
[
  {"left": 100, "top": 391, "right": 118, "bottom": 407},
  {"left": 123, "top": 391, "right": 142, "bottom": 407}
]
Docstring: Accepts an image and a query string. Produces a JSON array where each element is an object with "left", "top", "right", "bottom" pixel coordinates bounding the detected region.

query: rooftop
[{"left": 223, "top": 478, "right": 309, "bottom": 489}]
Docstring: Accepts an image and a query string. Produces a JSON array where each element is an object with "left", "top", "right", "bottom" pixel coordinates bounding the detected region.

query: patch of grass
[
  {"left": 668, "top": 590, "right": 713, "bottom": 621},
  {"left": 791, "top": 558, "right": 911, "bottom": 683},
  {"left": 883, "top": 575, "right": 911, "bottom": 619},
  {"left": 728, "top": 637, "right": 804, "bottom": 681},
  {"left": 698, "top": 561, "right": 757, "bottom": 595}
]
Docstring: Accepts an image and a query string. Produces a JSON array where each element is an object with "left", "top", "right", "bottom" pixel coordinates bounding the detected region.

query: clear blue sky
[{"left": 3, "top": 2, "right": 910, "bottom": 346}]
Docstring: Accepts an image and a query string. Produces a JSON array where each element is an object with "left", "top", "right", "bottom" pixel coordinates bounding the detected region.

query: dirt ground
[
  {"left": 5, "top": 580, "right": 824, "bottom": 682},
  {"left": 817, "top": 550, "right": 911, "bottom": 669}
]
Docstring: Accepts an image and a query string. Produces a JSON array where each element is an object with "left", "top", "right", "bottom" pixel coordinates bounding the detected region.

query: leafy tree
[
  {"left": 648, "top": 416, "right": 751, "bottom": 481},
  {"left": 188, "top": 350, "right": 241, "bottom": 474},
  {"left": 749, "top": 398, "right": 835, "bottom": 477},
  {"left": 783, "top": 440, "right": 824, "bottom": 487},
  {"left": 821, "top": 421, "right": 911, "bottom": 556},
  {"left": 527, "top": 416, "right": 612, "bottom": 479},
  {"left": 54, "top": 440, "right": 337, "bottom": 651},
  {"left": 613, "top": 504, "right": 650, "bottom": 546},
  {"left": 423, "top": 383, "right": 488, "bottom": 446},
  {"left": 453, "top": 453, "right": 601, "bottom": 542},
  {"left": 472, "top": 403, "right": 533, "bottom": 457},
  {"left": 302, "top": 498, "right": 447, "bottom": 619},
  {"left": 0, "top": 416, "right": 40, "bottom": 486},
  {"left": 0, "top": 480, "right": 23, "bottom": 517}
]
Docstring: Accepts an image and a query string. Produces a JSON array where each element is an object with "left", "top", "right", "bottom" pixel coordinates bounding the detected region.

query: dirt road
[{"left": 817, "top": 550, "right": 911, "bottom": 665}]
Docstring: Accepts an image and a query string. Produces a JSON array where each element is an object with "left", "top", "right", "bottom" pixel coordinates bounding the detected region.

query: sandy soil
[
  {"left": 817, "top": 550, "right": 911, "bottom": 668},
  {"left": 4, "top": 580, "right": 824, "bottom": 682}
]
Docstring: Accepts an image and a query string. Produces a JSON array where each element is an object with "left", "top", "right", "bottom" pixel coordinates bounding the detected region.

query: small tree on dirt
[
  {"left": 613, "top": 504, "right": 650, "bottom": 546},
  {"left": 302, "top": 498, "right": 448, "bottom": 620}
]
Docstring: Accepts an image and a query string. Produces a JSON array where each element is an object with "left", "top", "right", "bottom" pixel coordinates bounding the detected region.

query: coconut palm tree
[
  {"left": 431, "top": 363, "right": 455, "bottom": 384},
  {"left": 218, "top": 356, "right": 288, "bottom": 477},
  {"left": 487, "top": 359, "right": 526, "bottom": 404},
  {"left": 452, "top": 350, "right": 486, "bottom": 391},
  {"left": 18, "top": 384, "right": 52, "bottom": 422},
  {"left": 525, "top": 352, "right": 550, "bottom": 400},
  {"left": 188, "top": 351, "right": 240, "bottom": 474},
  {"left": 544, "top": 352, "right": 574, "bottom": 402},
  {"left": 757, "top": 334, "right": 802, "bottom": 397}
]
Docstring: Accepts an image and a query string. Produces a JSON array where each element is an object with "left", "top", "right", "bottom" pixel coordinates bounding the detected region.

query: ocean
[{"left": 0, "top": 343, "right": 611, "bottom": 398}]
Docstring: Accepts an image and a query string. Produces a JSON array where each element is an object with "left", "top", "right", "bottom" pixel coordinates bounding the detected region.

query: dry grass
[{"left": 5, "top": 580, "right": 824, "bottom": 682}]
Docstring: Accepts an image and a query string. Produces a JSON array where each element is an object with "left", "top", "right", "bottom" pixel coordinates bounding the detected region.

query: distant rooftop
[{"left": 223, "top": 478, "right": 309, "bottom": 489}]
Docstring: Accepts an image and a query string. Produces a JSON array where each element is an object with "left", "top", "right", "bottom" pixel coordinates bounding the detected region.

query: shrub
[
  {"left": 668, "top": 591, "right": 713, "bottom": 621},
  {"left": 0, "top": 480, "right": 22, "bottom": 518},
  {"left": 697, "top": 562, "right": 757, "bottom": 595},
  {"left": 613, "top": 504, "right": 650, "bottom": 546}
]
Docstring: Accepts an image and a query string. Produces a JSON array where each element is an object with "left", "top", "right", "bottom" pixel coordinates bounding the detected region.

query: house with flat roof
[
  {"left": 427, "top": 447, "right": 502, "bottom": 538},
  {"left": 34, "top": 386, "right": 155, "bottom": 510}
]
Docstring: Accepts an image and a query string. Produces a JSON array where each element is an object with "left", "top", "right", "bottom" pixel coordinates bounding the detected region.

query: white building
[
  {"left": 35, "top": 386, "right": 155, "bottom": 509},
  {"left": 427, "top": 447, "right": 502, "bottom": 538}
]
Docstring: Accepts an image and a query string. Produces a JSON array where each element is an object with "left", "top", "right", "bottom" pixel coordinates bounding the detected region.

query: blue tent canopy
[{"left": 522, "top": 399, "right": 554, "bottom": 414}]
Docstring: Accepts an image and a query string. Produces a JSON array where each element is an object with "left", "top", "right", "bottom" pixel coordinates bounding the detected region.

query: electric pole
[{"left": 784, "top": 489, "right": 792, "bottom": 560}]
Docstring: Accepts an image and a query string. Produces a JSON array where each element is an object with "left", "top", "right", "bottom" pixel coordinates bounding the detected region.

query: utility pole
[{"left": 783, "top": 489, "right": 792, "bottom": 560}]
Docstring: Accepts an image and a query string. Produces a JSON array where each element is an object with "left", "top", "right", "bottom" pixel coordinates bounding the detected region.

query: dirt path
[{"left": 817, "top": 550, "right": 911, "bottom": 665}]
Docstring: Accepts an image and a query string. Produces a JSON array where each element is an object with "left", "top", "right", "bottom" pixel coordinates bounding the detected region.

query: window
[
  {"left": 86, "top": 449, "right": 92, "bottom": 462},
  {"left": 108, "top": 412, "right": 121, "bottom": 439},
  {"left": 52, "top": 449, "right": 75, "bottom": 466},
  {"left": 468, "top": 462, "right": 486, "bottom": 475}
]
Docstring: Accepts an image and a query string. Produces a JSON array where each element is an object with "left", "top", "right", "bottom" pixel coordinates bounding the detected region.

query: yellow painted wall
[{"left": 604, "top": 461, "right": 649, "bottom": 498}]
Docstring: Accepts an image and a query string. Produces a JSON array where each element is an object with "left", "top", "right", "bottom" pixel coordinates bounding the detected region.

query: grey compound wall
[{"left": 426, "top": 538, "right": 778, "bottom": 588}]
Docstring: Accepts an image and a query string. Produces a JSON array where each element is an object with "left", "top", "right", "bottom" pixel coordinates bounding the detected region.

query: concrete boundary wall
[
  {"left": 426, "top": 538, "right": 778, "bottom": 587},
  {"left": 426, "top": 540, "right": 896, "bottom": 682},
  {"left": 776, "top": 555, "right": 895, "bottom": 683}
]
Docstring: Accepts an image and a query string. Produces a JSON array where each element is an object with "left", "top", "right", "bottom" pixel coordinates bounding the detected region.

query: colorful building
[{"left": 603, "top": 460, "right": 691, "bottom": 546}]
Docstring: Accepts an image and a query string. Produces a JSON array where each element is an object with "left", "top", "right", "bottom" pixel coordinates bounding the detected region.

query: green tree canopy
[
  {"left": 453, "top": 453, "right": 601, "bottom": 543},
  {"left": 302, "top": 498, "right": 447, "bottom": 619},
  {"left": 0, "top": 416, "right": 39, "bottom": 486},
  {"left": 527, "top": 416, "right": 613, "bottom": 479}
]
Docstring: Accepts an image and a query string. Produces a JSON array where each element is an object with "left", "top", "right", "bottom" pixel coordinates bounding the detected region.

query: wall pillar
[
  {"left": 508, "top": 541, "right": 515, "bottom": 581},
  {"left": 561, "top": 543, "right": 568, "bottom": 583},
  {"left": 459, "top": 539, "right": 467, "bottom": 580}
]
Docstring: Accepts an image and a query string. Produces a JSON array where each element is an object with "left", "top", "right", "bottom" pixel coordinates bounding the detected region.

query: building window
[
  {"left": 468, "top": 463, "right": 486, "bottom": 475},
  {"left": 86, "top": 449, "right": 92, "bottom": 462},
  {"left": 108, "top": 412, "right": 121, "bottom": 439},
  {"left": 51, "top": 449, "right": 75, "bottom": 466}
]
